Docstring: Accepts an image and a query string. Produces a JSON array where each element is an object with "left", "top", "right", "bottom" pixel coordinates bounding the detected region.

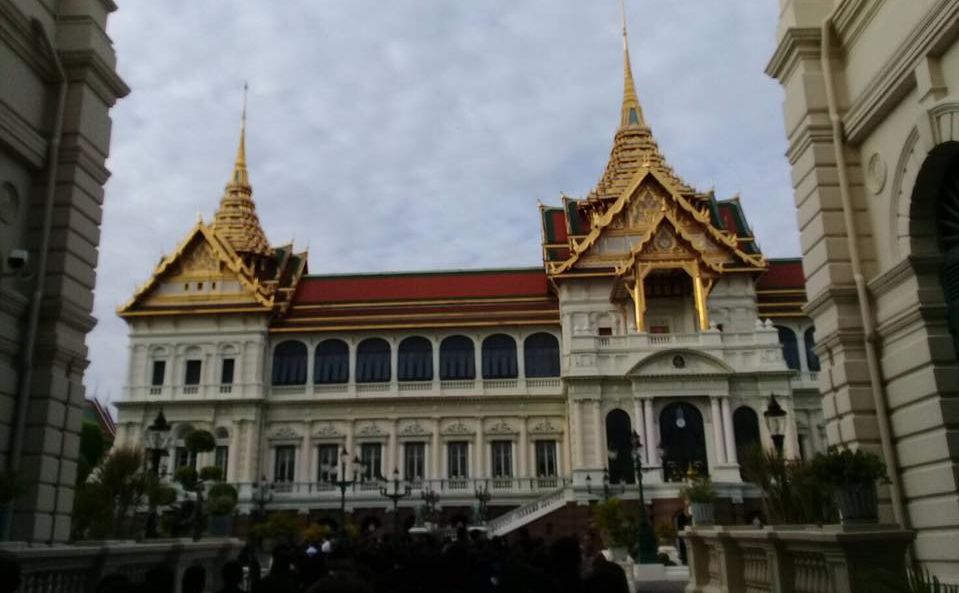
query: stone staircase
[{"left": 486, "top": 486, "right": 573, "bottom": 537}]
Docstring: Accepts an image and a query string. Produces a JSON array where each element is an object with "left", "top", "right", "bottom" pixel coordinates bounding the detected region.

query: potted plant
[
  {"left": 682, "top": 477, "right": 716, "bottom": 526},
  {"left": 812, "top": 447, "right": 886, "bottom": 523},
  {"left": 206, "top": 482, "right": 238, "bottom": 537},
  {"left": 591, "top": 499, "right": 634, "bottom": 561}
]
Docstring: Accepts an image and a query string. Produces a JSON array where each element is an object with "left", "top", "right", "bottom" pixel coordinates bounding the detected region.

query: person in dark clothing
[
  {"left": 584, "top": 553, "right": 630, "bottom": 593},
  {"left": 182, "top": 565, "right": 206, "bottom": 593},
  {"left": 216, "top": 560, "right": 244, "bottom": 593},
  {"left": 95, "top": 573, "right": 135, "bottom": 593},
  {"left": 0, "top": 551, "right": 21, "bottom": 593},
  {"left": 143, "top": 565, "right": 175, "bottom": 593},
  {"left": 252, "top": 545, "right": 298, "bottom": 593}
]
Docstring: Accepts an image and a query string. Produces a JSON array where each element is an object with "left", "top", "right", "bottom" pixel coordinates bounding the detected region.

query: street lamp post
[
  {"left": 326, "top": 448, "right": 365, "bottom": 534},
  {"left": 630, "top": 430, "right": 660, "bottom": 565},
  {"left": 421, "top": 486, "right": 440, "bottom": 526},
  {"left": 250, "top": 475, "right": 274, "bottom": 550},
  {"left": 379, "top": 468, "right": 411, "bottom": 540},
  {"left": 473, "top": 483, "right": 492, "bottom": 525},
  {"left": 143, "top": 410, "right": 171, "bottom": 539},
  {"left": 764, "top": 396, "right": 788, "bottom": 457}
]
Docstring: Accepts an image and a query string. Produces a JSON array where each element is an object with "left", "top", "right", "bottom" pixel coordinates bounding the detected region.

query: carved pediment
[
  {"left": 486, "top": 420, "right": 516, "bottom": 435},
  {"left": 529, "top": 418, "right": 562, "bottom": 434},
  {"left": 443, "top": 420, "right": 474, "bottom": 435},
  {"left": 314, "top": 423, "right": 340, "bottom": 438},
  {"left": 628, "top": 350, "right": 733, "bottom": 377},
  {"left": 270, "top": 426, "right": 299, "bottom": 440},
  {"left": 357, "top": 423, "right": 384, "bottom": 437},
  {"left": 399, "top": 421, "right": 430, "bottom": 437}
]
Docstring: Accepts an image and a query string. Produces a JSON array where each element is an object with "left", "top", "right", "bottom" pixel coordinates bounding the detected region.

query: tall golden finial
[
  {"left": 212, "top": 83, "right": 272, "bottom": 258},
  {"left": 619, "top": 0, "right": 644, "bottom": 128}
]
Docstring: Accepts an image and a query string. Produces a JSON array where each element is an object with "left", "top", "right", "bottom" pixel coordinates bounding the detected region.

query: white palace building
[{"left": 113, "top": 33, "right": 825, "bottom": 536}]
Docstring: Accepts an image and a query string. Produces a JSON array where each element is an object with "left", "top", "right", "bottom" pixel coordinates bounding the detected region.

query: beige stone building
[
  {"left": 0, "top": 1, "right": 128, "bottom": 542},
  {"left": 114, "top": 27, "right": 825, "bottom": 538},
  {"left": 768, "top": 0, "right": 959, "bottom": 582}
]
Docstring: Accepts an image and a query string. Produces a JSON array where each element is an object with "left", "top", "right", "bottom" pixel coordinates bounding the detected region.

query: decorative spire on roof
[
  {"left": 212, "top": 83, "right": 273, "bottom": 258},
  {"left": 586, "top": 1, "right": 696, "bottom": 203},
  {"left": 619, "top": 0, "right": 644, "bottom": 128}
]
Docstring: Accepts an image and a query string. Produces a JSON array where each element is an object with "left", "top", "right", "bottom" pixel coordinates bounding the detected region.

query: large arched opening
[
  {"left": 604, "top": 409, "right": 635, "bottom": 484},
  {"left": 659, "top": 402, "right": 708, "bottom": 482}
]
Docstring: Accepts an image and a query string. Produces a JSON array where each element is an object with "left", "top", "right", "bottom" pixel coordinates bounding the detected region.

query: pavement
[{"left": 636, "top": 582, "right": 688, "bottom": 593}]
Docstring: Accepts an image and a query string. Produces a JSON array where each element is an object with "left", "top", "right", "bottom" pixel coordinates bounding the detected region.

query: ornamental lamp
[
  {"left": 764, "top": 395, "right": 788, "bottom": 455},
  {"left": 145, "top": 410, "right": 172, "bottom": 453}
]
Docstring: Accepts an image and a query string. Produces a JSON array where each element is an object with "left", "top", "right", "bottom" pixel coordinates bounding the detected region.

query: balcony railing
[{"left": 235, "top": 477, "right": 572, "bottom": 501}]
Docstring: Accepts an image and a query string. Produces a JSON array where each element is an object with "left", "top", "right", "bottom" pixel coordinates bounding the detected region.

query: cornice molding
[
  {"left": 60, "top": 48, "right": 130, "bottom": 104},
  {"left": 0, "top": 99, "right": 47, "bottom": 169},
  {"left": 867, "top": 254, "right": 942, "bottom": 298},
  {"left": 834, "top": 0, "right": 886, "bottom": 49},
  {"left": 803, "top": 284, "right": 860, "bottom": 319},
  {"left": 844, "top": 0, "right": 959, "bottom": 144},
  {"left": 766, "top": 27, "right": 823, "bottom": 83}
]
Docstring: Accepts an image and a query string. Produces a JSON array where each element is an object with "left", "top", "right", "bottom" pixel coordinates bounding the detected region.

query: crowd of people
[{"left": 2, "top": 527, "right": 633, "bottom": 593}]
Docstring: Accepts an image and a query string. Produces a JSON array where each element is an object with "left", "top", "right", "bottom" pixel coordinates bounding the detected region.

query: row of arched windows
[
  {"left": 775, "top": 326, "right": 820, "bottom": 372},
  {"left": 271, "top": 333, "right": 561, "bottom": 386}
]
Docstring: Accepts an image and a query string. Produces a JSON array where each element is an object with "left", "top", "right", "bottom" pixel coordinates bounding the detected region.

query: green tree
[
  {"left": 72, "top": 446, "right": 149, "bottom": 539},
  {"left": 76, "top": 422, "right": 110, "bottom": 486}
]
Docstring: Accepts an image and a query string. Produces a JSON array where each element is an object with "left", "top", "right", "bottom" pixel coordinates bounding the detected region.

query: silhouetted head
[
  {"left": 0, "top": 551, "right": 21, "bottom": 593},
  {"left": 143, "top": 565, "right": 175, "bottom": 593},
  {"left": 181, "top": 565, "right": 206, "bottom": 593},
  {"left": 221, "top": 560, "right": 243, "bottom": 587}
]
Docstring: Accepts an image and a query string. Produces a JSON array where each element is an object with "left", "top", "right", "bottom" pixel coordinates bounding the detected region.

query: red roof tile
[
  {"left": 292, "top": 268, "right": 551, "bottom": 305},
  {"left": 757, "top": 259, "right": 805, "bottom": 291}
]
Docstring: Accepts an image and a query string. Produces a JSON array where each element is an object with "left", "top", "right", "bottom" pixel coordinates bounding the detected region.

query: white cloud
[{"left": 86, "top": 0, "right": 796, "bottom": 405}]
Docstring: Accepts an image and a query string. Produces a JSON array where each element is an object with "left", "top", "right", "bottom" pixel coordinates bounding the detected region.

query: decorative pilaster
[
  {"left": 518, "top": 417, "right": 528, "bottom": 478},
  {"left": 710, "top": 397, "right": 727, "bottom": 464},
  {"left": 431, "top": 420, "right": 441, "bottom": 480},
  {"left": 643, "top": 399, "right": 658, "bottom": 466},
  {"left": 721, "top": 398, "right": 737, "bottom": 465}
]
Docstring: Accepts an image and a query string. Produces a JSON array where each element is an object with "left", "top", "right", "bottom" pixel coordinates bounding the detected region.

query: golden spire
[
  {"left": 212, "top": 83, "right": 272, "bottom": 258},
  {"left": 620, "top": 0, "right": 644, "bottom": 128}
]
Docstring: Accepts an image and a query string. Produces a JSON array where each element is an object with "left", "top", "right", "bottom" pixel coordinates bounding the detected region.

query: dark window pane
[
  {"left": 448, "top": 442, "right": 469, "bottom": 478},
  {"left": 535, "top": 441, "right": 557, "bottom": 477},
  {"left": 440, "top": 336, "right": 475, "bottom": 380},
  {"left": 491, "top": 441, "right": 512, "bottom": 478},
  {"left": 356, "top": 338, "right": 391, "bottom": 383},
  {"left": 221, "top": 359, "right": 235, "bottom": 384},
  {"left": 184, "top": 360, "right": 202, "bottom": 385},
  {"left": 776, "top": 326, "right": 800, "bottom": 370},
  {"left": 272, "top": 341, "right": 308, "bottom": 385},
  {"left": 404, "top": 442, "right": 426, "bottom": 481},
  {"left": 482, "top": 334, "right": 517, "bottom": 379},
  {"left": 214, "top": 446, "right": 229, "bottom": 478},
  {"left": 398, "top": 337, "right": 433, "bottom": 381},
  {"left": 314, "top": 339, "right": 349, "bottom": 384},
  {"left": 361, "top": 443, "right": 382, "bottom": 480},
  {"left": 524, "top": 333, "right": 560, "bottom": 377},
  {"left": 274, "top": 446, "right": 296, "bottom": 483},
  {"left": 151, "top": 360, "right": 166, "bottom": 386},
  {"left": 317, "top": 445, "right": 340, "bottom": 482}
]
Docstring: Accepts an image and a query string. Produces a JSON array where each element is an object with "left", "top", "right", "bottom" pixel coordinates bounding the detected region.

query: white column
[
  {"left": 518, "top": 418, "right": 528, "bottom": 478},
  {"left": 474, "top": 338, "right": 483, "bottom": 383},
  {"left": 345, "top": 422, "right": 355, "bottom": 480},
  {"left": 592, "top": 401, "right": 603, "bottom": 467},
  {"left": 475, "top": 422, "right": 485, "bottom": 478},
  {"left": 721, "top": 398, "right": 738, "bottom": 465},
  {"left": 300, "top": 427, "right": 312, "bottom": 483},
  {"left": 633, "top": 398, "right": 647, "bottom": 465},
  {"left": 710, "top": 397, "right": 727, "bottom": 464},
  {"left": 572, "top": 401, "right": 583, "bottom": 467},
  {"left": 305, "top": 339, "right": 315, "bottom": 396},
  {"left": 643, "top": 399, "right": 658, "bottom": 466},
  {"left": 228, "top": 420, "right": 242, "bottom": 482},
  {"left": 245, "top": 418, "right": 258, "bottom": 482},
  {"left": 432, "top": 337, "right": 441, "bottom": 390},
  {"left": 432, "top": 421, "right": 442, "bottom": 480},
  {"left": 388, "top": 420, "right": 399, "bottom": 476},
  {"left": 390, "top": 338, "right": 399, "bottom": 385},
  {"left": 516, "top": 333, "right": 526, "bottom": 386}
]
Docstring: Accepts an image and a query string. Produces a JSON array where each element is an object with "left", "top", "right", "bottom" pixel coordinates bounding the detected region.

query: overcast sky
[{"left": 87, "top": 1, "right": 797, "bottom": 406}]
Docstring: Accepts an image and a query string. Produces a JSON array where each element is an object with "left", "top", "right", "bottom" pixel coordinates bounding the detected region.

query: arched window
[
  {"left": 398, "top": 337, "right": 433, "bottom": 381},
  {"left": 733, "top": 406, "right": 761, "bottom": 480},
  {"left": 440, "top": 336, "right": 475, "bottom": 380},
  {"left": 804, "top": 327, "right": 820, "bottom": 372},
  {"left": 775, "top": 326, "right": 800, "bottom": 370},
  {"left": 272, "top": 341, "right": 307, "bottom": 385},
  {"left": 356, "top": 338, "right": 390, "bottom": 383},
  {"left": 314, "top": 339, "right": 349, "bottom": 384},
  {"left": 524, "top": 333, "right": 560, "bottom": 378},
  {"left": 605, "top": 409, "right": 634, "bottom": 484},
  {"left": 482, "top": 334, "right": 517, "bottom": 379}
]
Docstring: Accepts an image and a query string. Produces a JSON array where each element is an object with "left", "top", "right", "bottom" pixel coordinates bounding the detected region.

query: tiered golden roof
[
  {"left": 586, "top": 25, "right": 696, "bottom": 203},
  {"left": 211, "top": 106, "right": 273, "bottom": 258}
]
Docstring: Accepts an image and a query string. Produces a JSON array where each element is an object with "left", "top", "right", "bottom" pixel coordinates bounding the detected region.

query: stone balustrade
[
  {"left": 681, "top": 525, "right": 915, "bottom": 593},
  {"left": 1, "top": 538, "right": 244, "bottom": 593}
]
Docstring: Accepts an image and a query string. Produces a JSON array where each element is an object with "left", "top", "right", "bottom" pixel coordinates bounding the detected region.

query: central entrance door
[
  {"left": 605, "top": 409, "right": 635, "bottom": 484},
  {"left": 659, "top": 402, "right": 708, "bottom": 481}
]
